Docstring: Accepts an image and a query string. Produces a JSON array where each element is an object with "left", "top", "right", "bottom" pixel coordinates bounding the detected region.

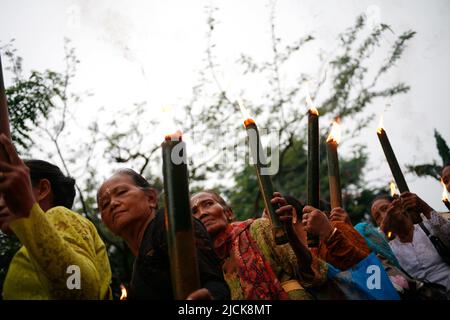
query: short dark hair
[
  {"left": 24, "top": 159, "right": 76, "bottom": 209},
  {"left": 115, "top": 168, "right": 152, "bottom": 190},
  {"left": 371, "top": 193, "right": 394, "bottom": 208}
]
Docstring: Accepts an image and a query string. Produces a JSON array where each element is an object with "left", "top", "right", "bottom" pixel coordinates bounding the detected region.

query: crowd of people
[{"left": 0, "top": 131, "right": 449, "bottom": 300}]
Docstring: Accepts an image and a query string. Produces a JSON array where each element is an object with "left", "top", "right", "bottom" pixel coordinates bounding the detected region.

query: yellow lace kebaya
[{"left": 3, "top": 204, "right": 112, "bottom": 300}]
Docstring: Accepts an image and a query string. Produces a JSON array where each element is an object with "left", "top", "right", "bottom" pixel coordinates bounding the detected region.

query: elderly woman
[
  {"left": 190, "top": 190, "right": 328, "bottom": 300},
  {"left": 371, "top": 193, "right": 450, "bottom": 292},
  {"left": 0, "top": 135, "right": 112, "bottom": 299},
  {"left": 97, "top": 168, "right": 230, "bottom": 300}
]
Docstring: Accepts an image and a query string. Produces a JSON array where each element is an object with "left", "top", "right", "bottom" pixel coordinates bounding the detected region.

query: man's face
[
  {"left": 442, "top": 166, "right": 450, "bottom": 193},
  {"left": 191, "top": 192, "right": 232, "bottom": 238},
  {"left": 97, "top": 174, "right": 156, "bottom": 237},
  {"left": 370, "top": 198, "right": 391, "bottom": 227}
]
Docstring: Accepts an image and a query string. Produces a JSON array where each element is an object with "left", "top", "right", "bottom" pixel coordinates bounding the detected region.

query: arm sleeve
[
  {"left": 193, "top": 218, "right": 231, "bottom": 300},
  {"left": 9, "top": 204, "right": 103, "bottom": 299},
  {"left": 321, "top": 222, "right": 371, "bottom": 270},
  {"left": 427, "top": 211, "right": 450, "bottom": 247},
  {"left": 252, "top": 218, "right": 328, "bottom": 288}
]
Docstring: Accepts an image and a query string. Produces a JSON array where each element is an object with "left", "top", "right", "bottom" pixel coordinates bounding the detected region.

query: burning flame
[
  {"left": 164, "top": 130, "right": 183, "bottom": 141},
  {"left": 120, "top": 284, "right": 127, "bottom": 300},
  {"left": 387, "top": 231, "right": 392, "bottom": 239},
  {"left": 441, "top": 178, "right": 449, "bottom": 202},
  {"left": 377, "top": 115, "right": 384, "bottom": 134},
  {"left": 326, "top": 119, "right": 341, "bottom": 144},
  {"left": 390, "top": 180, "right": 398, "bottom": 197},
  {"left": 237, "top": 99, "right": 255, "bottom": 126},
  {"left": 305, "top": 82, "right": 319, "bottom": 115},
  {"left": 160, "top": 105, "right": 179, "bottom": 138}
]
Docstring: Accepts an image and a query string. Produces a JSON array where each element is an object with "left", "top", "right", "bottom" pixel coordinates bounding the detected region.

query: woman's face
[
  {"left": 371, "top": 198, "right": 391, "bottom": 227},
  {"left": 191, "top": 192, "right": 232, "bottom": 238},
  {"left": 0, "top": 194, "right": 15, "bottom": 235},
  {"left": 97, "top": 174, "right": 156, "bottom": 237}
]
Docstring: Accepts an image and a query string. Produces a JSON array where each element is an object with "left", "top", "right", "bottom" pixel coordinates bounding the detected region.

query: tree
[
  {"left": 407, "top": 129, "right": 450, "bottom": 180},
  {"left": 179, "top": 5, "right": 415, "bottom": 222}
]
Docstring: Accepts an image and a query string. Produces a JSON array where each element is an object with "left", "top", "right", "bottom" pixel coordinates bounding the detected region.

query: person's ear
[
  {"left": 225, "top": 208, "right": 235, "bottom": 222},
  {"left": 144, "top": 188, "right": 158, "bottom": 210},
  {"left": 35, "top": 179, "right": 52, "bottom": 202}
]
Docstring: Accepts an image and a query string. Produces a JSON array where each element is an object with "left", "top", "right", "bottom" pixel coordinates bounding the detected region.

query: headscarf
[{"left": 354, "top": 221, "right": 400, "bottom": 268}]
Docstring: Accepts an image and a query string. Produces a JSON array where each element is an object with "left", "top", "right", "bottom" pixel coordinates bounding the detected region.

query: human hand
[
  {"left": 302, "top": 205, "right": 333, "bottom": 240},
  {"left": 329, "top": 207, "right": 352, "bottom": 225},
  {"left": 186, "top": 288, "right": 213, "bottom": 300},
  {"left": 0, "top": 134, "right": 36, "bottom": 218},
  {"left": 271, "top": 192, "right": 295, "bottom": 225},
  {"left": 399, "top": 192, "right": 433, "bottom": 219}
]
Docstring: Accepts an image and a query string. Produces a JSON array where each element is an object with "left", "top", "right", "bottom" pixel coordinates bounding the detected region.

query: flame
[
  {"left": 377, "top": 115, "right": 384, "bottom": 134},
  {"left": 387, "top": 231, "right": 393, "bottom": 239},
  {"left": 326, "top": 119, "right": 341, "bottom": 144},
  {"left": 390, "top": 180, "right": 398, "bottom": 197},
  {"left": 160, "top": 105, "right": 179, "bottom": 137},
  {"left": 164, "top": 130, "right": 183, "bottom": 141},
  {"left": 237, "top": 99, "right": 255, "bottom": 127},
  {"left": 305, "top": 82, "right": 319, "bottom": 115},
  {"left": 441, "top": 178, "right": 449, "bottom": 202},
  {"left": 120, "top": 284, "right": 127, "bottom": 300}
]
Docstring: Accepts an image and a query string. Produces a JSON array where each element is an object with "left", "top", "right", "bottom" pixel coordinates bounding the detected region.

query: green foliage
[
  {"left": 407, "top": 129, "right": 450, "bottom": 180},
  {"left": 1, "top": 41, "right": 60, "bottom": 150},
  {"left": 194, "top": 8, "right": 415, "bottom": 224}
]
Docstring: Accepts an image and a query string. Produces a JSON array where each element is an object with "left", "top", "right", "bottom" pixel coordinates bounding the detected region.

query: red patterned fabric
[{"left": 213, "top": 219, "right": 290, "bottom": 300}]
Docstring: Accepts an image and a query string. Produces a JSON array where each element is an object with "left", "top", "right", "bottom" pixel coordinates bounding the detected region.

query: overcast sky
[{"left": 1, "top": 0, "right": 449, "bottom": 211}]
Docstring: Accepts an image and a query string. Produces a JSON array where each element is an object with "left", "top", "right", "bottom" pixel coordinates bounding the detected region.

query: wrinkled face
[
  {"left": 97, "top": 174, "right": 155, "bottom": 237},
  {"left": 371, "top": 199, "right": 391, "bottom": 227},
  {"left": 442, "top": 166, "right": 450, "bottom": 193},
  {"left": 191, "top": 192, "right": 232, "bottom": 238},
  {"left": 0, "top": 194, "right": 15, "bottom": 235}
]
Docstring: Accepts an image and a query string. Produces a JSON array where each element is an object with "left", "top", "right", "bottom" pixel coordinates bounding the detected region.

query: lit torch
[
  {"left": 0, "top": 52, "right": 11, "bottom": 159},
  {"left": 376, "top": 115, "right": 409, "bottom": 193},
  {"left": 119, "top": 284, "right": 127, "bottom": 300},
  {"left": 326, "top": 119, "right": 342, "bottom": 209},
  {"left": 305, "top": 86, "right": 320, "bottom": 247},
  {"left": 376, "top": 115, "right": 421, "bottom": 224},
  {"left": 441, "top": 178, "right": 450, "bottom": 211},
  {"left": 390, "top": 180, "right": 398, "bottom": 197},
  {"left": 237, "top": 99, "right": 288, "bottom": 245},
  {"left": 161, "top": 127, "right": 200, "bottom": 299}
]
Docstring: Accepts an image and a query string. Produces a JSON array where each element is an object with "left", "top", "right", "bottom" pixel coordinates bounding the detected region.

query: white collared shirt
[{"left": 389, "top": 212, "right": 450, "bottom": 291}]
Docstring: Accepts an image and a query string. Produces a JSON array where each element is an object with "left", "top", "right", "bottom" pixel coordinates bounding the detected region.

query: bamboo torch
[
  {"left": 305, "top": 90, "right": 320, "bottom": 247},
  {"left": 0, "top": 53, "right": 11, "bottom": 159},
  {"left": 376, "top": 115, "right": 421, "bottom": 223},
  {"left": 237, "top": 100, "right": 288, "bottom": 245},
  {"left": 161, "top": 130, "right": 200, "bottom": 299},
  {"left": 376, "top": 116, "right": 408, "bottom": 193},
  {"left": 326, "top": 119, "right": 342, "bottom": 209},
  {"left": 441, "top": 178, "right": 450, "bottom": 211}
]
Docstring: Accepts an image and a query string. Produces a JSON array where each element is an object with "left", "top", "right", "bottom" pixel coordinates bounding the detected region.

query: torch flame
[
  {"left": 326, "top": 119, "right": 341, "bottom": 144},
  {"left": 164, "top": 130, "right": 183, "bottom": 141},
  {"left": 390, "top": 180, "right": 398, "bottom": 197},
  {"left": 377, "top": 115, "right": 384, "bottom": 134},
  {"left": 237, "top": 99, "right": 255, "bottom": 127},
  {"left": 305, "top": 82, "right": 319, "bottom": 115},
  {"left": 120, "top": 284, "right": 127, "bottom": 300},
  {"left": 441, "top": 178, "right": 449, "bottom": 202}
]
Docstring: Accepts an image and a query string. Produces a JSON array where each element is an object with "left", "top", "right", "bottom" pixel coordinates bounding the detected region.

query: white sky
[{"left": 1, "top": 0, "right": 449, "bottom": 211}]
